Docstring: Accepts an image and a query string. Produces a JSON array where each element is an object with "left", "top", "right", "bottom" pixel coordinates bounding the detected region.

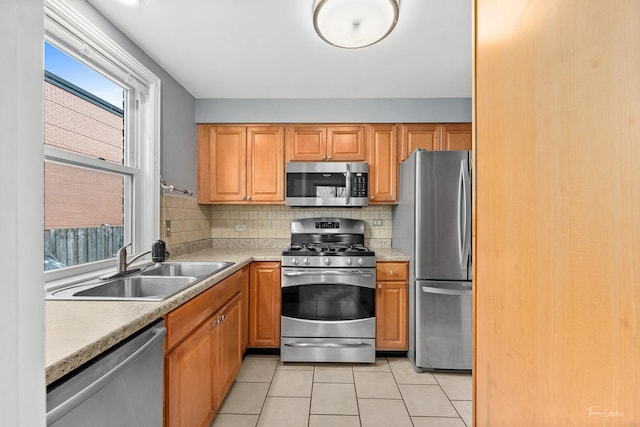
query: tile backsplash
[
  {"left": 210, "top": 204, "right": 392, "bottom": 248},
  {"left": 161, "top": 195, "right": 393, "bottom": 250}
]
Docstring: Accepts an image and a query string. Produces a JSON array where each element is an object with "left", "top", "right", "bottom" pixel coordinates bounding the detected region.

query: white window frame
[{"left": 44, "top": 0, "right": 160, "bottom": 285}]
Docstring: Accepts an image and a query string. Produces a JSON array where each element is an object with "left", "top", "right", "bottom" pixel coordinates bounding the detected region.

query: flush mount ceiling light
[
  {"left": 313, "top": 0, "right": 400, "bottom": 49},
  {"left": 117, "top": 0, "right": 140, "bottom": 7}
]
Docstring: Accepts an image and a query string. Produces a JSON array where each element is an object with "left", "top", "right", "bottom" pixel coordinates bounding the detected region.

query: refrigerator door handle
[
  {"left": 461, "top": 159, "right": 471, "bottom": 270},
  {"left": 421, "top": 285, "right": 472, "bottom": 296},
  {"left": 457, "top": 161, "right": 465, "bottom": 265}
]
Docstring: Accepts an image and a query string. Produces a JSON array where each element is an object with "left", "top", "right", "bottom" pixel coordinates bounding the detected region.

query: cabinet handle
[
  {"left": 390, "top": 270, "right": 395, "bottom": 275},
  {"left": 247, "top": 196, "right": 251, "bottom": 200},
  {"left": 220, "top": 314, "right": 226, "bottom": 322},
  {"left": 370, "top": 196, "right": 374, "bottom": 200},
  {"left": 322, "top": 155, "right": 326, "bottom": 160},
  {"left": 378, "top": 284, "right": 382, "bottom": 288},
  {"left": 275, "top": 264, "right": 280, "bottom": 269},
  {"left": 241, "top": 196, "right": 246, "bottom": 200},
  {"left": 327, "top": 155, "right": 332, "bottom": 160}
]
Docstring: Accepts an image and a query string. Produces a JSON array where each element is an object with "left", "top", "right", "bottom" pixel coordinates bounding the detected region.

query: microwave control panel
[{"left": 353, "top": 174, "right": 367, "bottom": 197}]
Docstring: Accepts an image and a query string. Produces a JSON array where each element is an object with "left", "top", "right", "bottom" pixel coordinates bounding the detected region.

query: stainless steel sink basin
[
  {"left": 140, "top": 261, "right": 234, "bottom": 278},
  {"left": 48, "top": 276, "right": 197, "bottom": 301},
  {"left": 46, "top": 261, "right": 235, "bottom": 301}
]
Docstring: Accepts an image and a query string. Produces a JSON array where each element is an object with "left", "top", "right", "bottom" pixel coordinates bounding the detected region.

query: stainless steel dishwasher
[{"left": 46, "top": 320, "right": 166, "bottom": 427}]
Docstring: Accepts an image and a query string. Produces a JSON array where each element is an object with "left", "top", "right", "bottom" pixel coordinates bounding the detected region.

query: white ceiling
[{"left": 87, "top": 0, "right": 471, "bottom": 99}]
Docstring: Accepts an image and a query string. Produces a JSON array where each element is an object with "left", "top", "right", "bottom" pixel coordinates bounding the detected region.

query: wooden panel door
[
  {"left": 398, "top": 124, "right": 439, "bottom": 162},
  {"left": 475, "top": 1, "right": 640, "bottom": 425},
  {"left": 375, "top": 262, "right": 408, "bottom": 350},
  {"left": 239, "top": 266, "right": 250, "bottom": 353},
  {"left": 440, "top": 124, "right": 472, "bottom": 151},
  {"left": 285, "top": 126, "right": 327, "bottom": 161},
  {"left": 327, "top": 125, "right": 366, "bottom": 161},
  {"left": 247, "top": 126, "right": 285, "bottom": 202},
  {"left": 249, "top": 262, "right": 281, "bottom": 348},
  {"left": 165, "top": 318, "right": 215, "bottom": 427},
  {"left": 376, "top": 281, "right": 408, "bottom": 351},
  {"left": 197, "top": 125, "right": 246, "bottom": 202},
  {"left": 213, "top": 294, "right": 242, "bottom": 412},
  {"left": 367, "top": 125, "right": 397, "bottom": 203}
]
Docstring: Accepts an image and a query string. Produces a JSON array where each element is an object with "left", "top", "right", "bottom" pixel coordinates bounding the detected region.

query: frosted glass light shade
[
  {"left": 118, "top": 0, "right": 140, "bottom": 7},
  {"left": 313, "top": 0, "right": 399, "bottom": 49}
]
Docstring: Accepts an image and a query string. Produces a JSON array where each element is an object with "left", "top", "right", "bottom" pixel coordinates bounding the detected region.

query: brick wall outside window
[{"left": 44, "top": 80, "right": 125, "bottom": 229}]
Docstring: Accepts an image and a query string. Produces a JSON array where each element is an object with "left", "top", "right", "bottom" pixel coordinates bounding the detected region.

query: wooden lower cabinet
[
  {"left": 164, "top": 271, "right": 243, "bottom": 427},
  {"left": 375, "top": 262, "right": 409, "bottom": 351},
  {"left": 239, "top": 266, "right": 250, "bottom": 353},
  {"left": 249, "top": 262, "right": 281, "bottom": 348}
]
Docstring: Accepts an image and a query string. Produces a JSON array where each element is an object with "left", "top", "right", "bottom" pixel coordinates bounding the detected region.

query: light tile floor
[{"left": 212, "top": 355, "right": 472, "bottom": 427}]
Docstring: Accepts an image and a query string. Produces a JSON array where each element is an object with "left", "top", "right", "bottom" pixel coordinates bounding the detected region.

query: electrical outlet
[
  {"left": 372, "top": 219, "right": 384, "bottom": 227},
  {"left": 165, "top": 220, "right": 171, "bottom": 237},
  {"left": 235, "top": 224, "right": 247, "bottom": 232}
]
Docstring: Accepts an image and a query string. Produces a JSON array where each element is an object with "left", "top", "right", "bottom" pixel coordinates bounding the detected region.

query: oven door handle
[
  {"left": 283, "top": 271, "right": 374, "bottom": 278},
  {"left": 283, "top": 341, "right": 372, "bottom": 349}
]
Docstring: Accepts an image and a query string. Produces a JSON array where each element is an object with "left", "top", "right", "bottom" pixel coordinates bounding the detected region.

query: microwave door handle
[{"left": 345, "top": 163, "right": 351, "bottom": 205}]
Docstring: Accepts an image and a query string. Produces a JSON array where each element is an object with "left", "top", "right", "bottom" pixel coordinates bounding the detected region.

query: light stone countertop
[{"left": 45, "top": 247, "right": 408, "bottom": 385}]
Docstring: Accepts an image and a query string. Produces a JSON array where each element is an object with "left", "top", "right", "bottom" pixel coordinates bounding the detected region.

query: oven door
[
  {"left": 281, "top": 267, "right": 376, "bottom": 363},
  {"left": 281, "top": 267, "right": 375, "bottom": 335}
]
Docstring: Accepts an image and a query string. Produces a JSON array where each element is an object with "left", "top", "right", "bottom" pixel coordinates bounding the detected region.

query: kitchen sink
[
  {"left": 46, "top": 261, "right": 235, "bottom": 301},
  {"left": 140, "top": 261, "right": 234, "bottom": 278}
]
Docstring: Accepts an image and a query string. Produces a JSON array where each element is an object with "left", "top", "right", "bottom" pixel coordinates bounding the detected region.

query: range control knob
[
  {"left": 292, "top": 258, "right": 300, "bottom": 265},
  {"left": 303, "top": 257, "right": 311, "bottom": 265},
  {"left": 357, "top": 257, "right": 364, "bottom": 266},
  {"left": 346, "top": 258, "right": 353, "bottom": 265},
  {"left": 324, "top": 258, "right": 332, "bottom": 266}
]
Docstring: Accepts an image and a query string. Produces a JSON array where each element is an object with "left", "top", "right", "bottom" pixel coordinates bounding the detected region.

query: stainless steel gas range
[{"left": 280, "top": 218, "right": 376, "bottom": 363}]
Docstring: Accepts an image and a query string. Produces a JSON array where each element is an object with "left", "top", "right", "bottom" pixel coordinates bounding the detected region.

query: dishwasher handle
[{"left": 46, "top": 325, "right": 166, "bottom": 425}]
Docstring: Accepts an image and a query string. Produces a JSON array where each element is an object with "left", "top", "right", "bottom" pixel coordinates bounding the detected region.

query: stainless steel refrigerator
[{"left": 392, "top": 149, "right": 472, "bottom": 371}]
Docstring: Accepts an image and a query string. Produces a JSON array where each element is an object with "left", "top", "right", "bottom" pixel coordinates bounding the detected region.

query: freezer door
[
  {"left": 415, "top": 280, "right": 472, "bottom": 370},
  {"left": 415, "top": 150, "right": 471, "bottom": 281}
]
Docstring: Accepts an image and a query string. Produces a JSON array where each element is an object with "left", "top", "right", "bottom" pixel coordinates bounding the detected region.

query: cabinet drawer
[
  {"left": 165, "top": 270, "right": 242, "bottom": 351},
  {"left": 376, "top": 262, "right": 408, "bottom": 281}
]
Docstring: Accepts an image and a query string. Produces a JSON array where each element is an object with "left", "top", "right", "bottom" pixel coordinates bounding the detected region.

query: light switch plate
[
  {"left": 372, "top": 219, "right": 384, "bottom": 227},
  {"left": 235, "top": 224, "right": 247, "bottom": 232}
]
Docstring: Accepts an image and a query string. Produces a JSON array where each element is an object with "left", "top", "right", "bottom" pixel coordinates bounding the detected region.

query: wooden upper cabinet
[
  {"left": 327, "top": 126, "right": 366, "bottom": 161},
  {"left": 398, "top": 124, "right": 439, "bottom": 162},
  {"left": 246, "top": 126, "right": 285, "bottom": 202},
  {"left": 286, "top": 125, "right": 366, "bottom": 162},
  {"left": 398, "top": 123, "right": 473, "bottom": 163},
  {"left": 367, "top": 125, "right": 397, "bottom": 204},
  {"left": 197, "top": 125, "right": 285, "bottom": 204},
  {"left": 198, "top": 125, "right": 246, "bottom": 202},
  {"left": 441, "top": 123, "right": 472, "bottom": 151},
  {"left": 285, "top": 126, "right": 327, "bottom": 161}
]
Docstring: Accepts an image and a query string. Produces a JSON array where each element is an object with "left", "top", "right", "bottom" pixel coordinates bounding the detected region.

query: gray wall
[
  {"left": 65, "top": 0, "right": 197, "bottom": 195},
  {"left": 195, "top": 98, "right": 472, "bottom": 124},
  {"left": 1, "top": 0, "right": 46, "bottom": 425}
]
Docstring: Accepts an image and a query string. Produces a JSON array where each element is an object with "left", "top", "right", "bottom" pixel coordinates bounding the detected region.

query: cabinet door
[
  {"left": 197, "top": 125, "right": 247, "bottom": 202},
  {"left": 327, "top": 125, "right": 366, "bottom": 161},
  {"left": 166, "top": 319, "right": 215, "bottom": 427},
  {"left": 376, "top": 262, "right": 408, "bottom": 351},
  {"left": 367, "top": 125, "right": 397, "bottom": 203},
  {"left": 376, "top": 281, "right": 408, "bottom": 350},
  {"left": 213, "top": 294, "right": 242, "bottom": 412},
  {"left": 239, "top": 266, "right": 250, "bottom": 353},
  {"left": 285, "top": 126, "right": 327, "bottom": 161},
  {"left": 440, "top": 124, "right": 472, "bottom": 151},
  {"left": 398, "top": 124, "right": 440, "bottom": 163},
  {"left": 247, "top": 126, "right": 285, "bottom": 202},
  {"left": 249, "top": 262, "right": 281, "bottom": 348}
]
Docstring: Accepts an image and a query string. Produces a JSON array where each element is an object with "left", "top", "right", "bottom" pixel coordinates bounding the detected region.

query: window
[{"left": 44, "top": 1, "right": 160, "bottom": 283}]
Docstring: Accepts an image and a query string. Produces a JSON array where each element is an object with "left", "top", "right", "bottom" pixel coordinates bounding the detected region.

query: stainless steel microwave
[{"left": 285, "top": 162, "right": 368, "bottom": 207}]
